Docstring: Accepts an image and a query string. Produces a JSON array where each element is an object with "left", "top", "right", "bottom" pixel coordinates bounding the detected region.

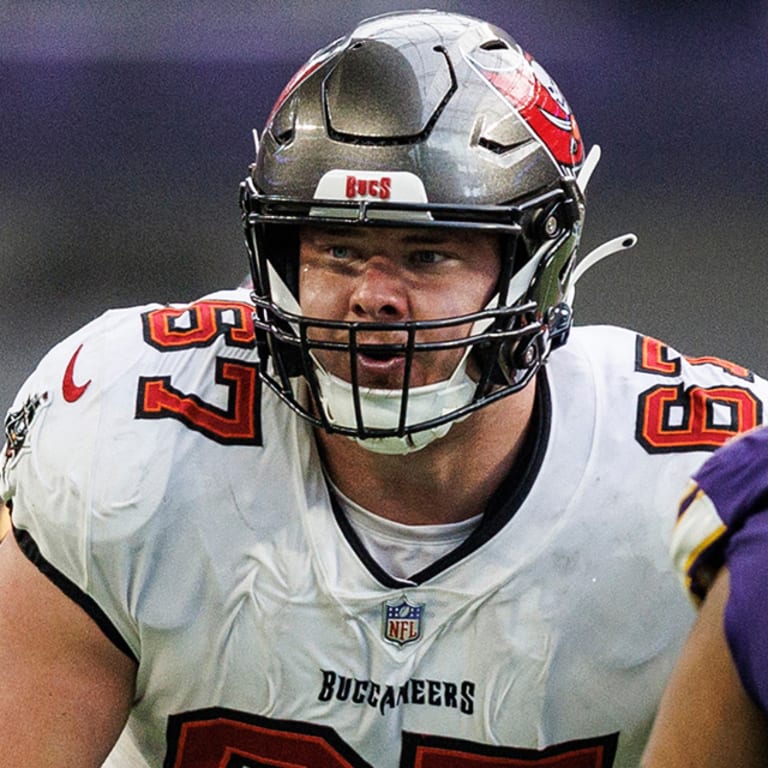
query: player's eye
[
  {"left": 412, "top": 250, "right": 445, "bottom": 265},
  {"left": 330, "top": 245, "right": 352, "bottom": 259}
]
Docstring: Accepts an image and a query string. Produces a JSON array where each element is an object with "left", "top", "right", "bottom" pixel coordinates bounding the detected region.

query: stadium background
[{"left": 2, "top": 1, "right": 766, "bottom": 410}]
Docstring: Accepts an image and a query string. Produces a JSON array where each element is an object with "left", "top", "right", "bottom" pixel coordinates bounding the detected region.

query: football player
[
  {"left": 1, "top": 10, "right": 767, "bottom": 767},
  {"left": 642, "top": 427, "right": 768, "bottom": 766}
]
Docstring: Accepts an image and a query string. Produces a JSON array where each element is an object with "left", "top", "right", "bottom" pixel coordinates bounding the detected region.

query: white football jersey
[{"left": 3, "top": 288, "right": 768, "bottom": 767}]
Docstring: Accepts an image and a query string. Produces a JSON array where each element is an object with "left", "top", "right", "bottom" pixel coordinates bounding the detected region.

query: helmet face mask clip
[{"left": 240, "top": 10, "right": 591, "bottom": 453}]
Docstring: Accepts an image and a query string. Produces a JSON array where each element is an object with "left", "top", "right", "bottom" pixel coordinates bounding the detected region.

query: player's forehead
[{"left": 299, "top": 224, "right": 498, "bottom": 251}]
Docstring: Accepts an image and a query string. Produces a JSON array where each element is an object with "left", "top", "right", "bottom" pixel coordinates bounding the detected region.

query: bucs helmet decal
[{"left": 466, "top": 46, "right": 583, "bottom": 170}]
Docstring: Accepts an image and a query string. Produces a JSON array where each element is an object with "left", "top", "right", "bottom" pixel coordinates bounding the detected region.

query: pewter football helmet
[{"left": 240, "top": 10, "right": 607, "bottom": 453}]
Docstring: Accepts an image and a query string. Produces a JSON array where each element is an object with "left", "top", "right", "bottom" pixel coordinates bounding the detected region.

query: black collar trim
[{"left": 330, "top": 373, "right": 552, "bottom": 587}]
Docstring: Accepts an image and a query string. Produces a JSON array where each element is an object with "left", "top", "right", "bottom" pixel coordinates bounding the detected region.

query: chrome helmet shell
[{"left": 241, "top": 10, "right": 586, "bottom": 452}]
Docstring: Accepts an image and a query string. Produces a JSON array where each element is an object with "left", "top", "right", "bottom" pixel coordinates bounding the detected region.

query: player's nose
[{"left": 350, "top": 257, "right": 409, "bottom": 321}]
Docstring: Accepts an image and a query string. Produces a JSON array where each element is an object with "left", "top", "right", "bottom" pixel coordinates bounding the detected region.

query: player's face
[{"left": 298, "top": 225, "right": 500, "bottom": 389}]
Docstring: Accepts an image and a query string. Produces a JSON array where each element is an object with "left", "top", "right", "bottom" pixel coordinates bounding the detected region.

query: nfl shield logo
[{"left": 383, "top": 595, "right": 424, "bottom": 646}]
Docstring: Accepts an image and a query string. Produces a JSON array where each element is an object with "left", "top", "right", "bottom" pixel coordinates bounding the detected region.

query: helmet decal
[
  {"left": 310, "top": 170, "right": 432, "bottom": 223},
  {"left": 467, "top": 48, "right": 583, "bottom": 170},
  {"left": 314, "top": 170, "right": 429, "bottom": 203}
]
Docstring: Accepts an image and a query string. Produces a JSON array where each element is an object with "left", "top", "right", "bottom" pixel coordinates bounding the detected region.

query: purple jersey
[{"left": 673, "top": 426, "right": 768, "bottom": 713}]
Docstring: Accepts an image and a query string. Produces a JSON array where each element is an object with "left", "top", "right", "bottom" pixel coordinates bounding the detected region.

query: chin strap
[{"left": 312, "top": 357, "right": 477, "bottom": 456}]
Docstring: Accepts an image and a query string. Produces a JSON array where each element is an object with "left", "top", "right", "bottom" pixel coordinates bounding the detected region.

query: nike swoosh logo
[{"left": 62, "top": 343, "right": 92, "bottom": 403}]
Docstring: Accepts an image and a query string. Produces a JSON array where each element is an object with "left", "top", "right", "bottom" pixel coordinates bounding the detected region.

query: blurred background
[{"left": 2, "top": 1, "right": 767, "bottom": 409}]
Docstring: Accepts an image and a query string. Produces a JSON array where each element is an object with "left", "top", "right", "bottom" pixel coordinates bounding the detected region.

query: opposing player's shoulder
[
  {"left": 694, "top": 426, "right": 768, "bottom": 502},
  {"left": 669, "top": 423, "right": 768, "bottom": 717},
  {"left": 671, "top": 425, "right": 768, "bottom": 593}
]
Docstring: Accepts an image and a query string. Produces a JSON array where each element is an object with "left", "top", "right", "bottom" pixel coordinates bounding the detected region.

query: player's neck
[{"left": 315, "top": 378, "right": 537, "bottom": 526}]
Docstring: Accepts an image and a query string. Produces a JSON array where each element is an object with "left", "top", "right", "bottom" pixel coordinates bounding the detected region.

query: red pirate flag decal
[{"left": 468, "top": 47, "right": 584, "bottom": 170}]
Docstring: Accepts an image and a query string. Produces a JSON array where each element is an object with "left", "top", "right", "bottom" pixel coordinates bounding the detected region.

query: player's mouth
[{"left": 355, "top": 347, "right": 408, "bottom": 379}]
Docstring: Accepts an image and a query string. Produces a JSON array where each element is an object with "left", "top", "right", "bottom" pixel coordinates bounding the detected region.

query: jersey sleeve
[
  {"left": 1, "top": 305, "right": 162, "bottom": 659},
  {"left": 1, "top": 288, "right": 255, "bottom": 661},
  {"left": 670, "top": 426, "right": 768, "bottom": 712}
]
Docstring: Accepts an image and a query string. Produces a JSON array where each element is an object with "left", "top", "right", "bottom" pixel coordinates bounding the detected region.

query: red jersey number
[
  {"left": 635, "top": 336, "right": 761, "bottom": 453},
  {"left": 136, "top": 301, "right": 261, "bottom": 445},
  {"left": 166, "top": 709, "right": 618, "bottom": 767}
]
